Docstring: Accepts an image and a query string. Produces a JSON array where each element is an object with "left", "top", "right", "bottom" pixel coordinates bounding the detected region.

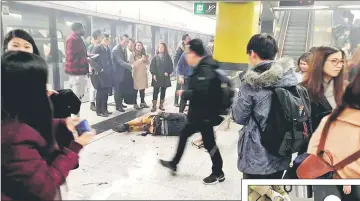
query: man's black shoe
[
  {"left": 121, "top": 104, "right": 127, "bottom": 108},
  {"left": 159, "top": 159, "right": 177, "bottom": 176},
  {"left": 97, "top": 113, "right": 109, "bottom": 117},
  {"left": 203, "top": 173, "right": 225, "bottom": 185},
  {"left": 117, "top": 107, "right": 125, "bottom": 112},
  {"left": 105, "top": 110, "right": 113, "bottom": 115}
]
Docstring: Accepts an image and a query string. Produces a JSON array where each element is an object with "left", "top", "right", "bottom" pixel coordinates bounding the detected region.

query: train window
[
  {"left": 92, "top": 16, "right": 111, "bottom": 34},
  {"left": 167, "top": 29, "right": 178, "bottom": 57},
  {"left": 116, "top": 22, "right": 133, "bottom": 38},
  {"left": 136, "top": 24, "right": 152, "bottom": 57},
  {"left": 159, "top": 27, "right": 168, "bottom": 44}
]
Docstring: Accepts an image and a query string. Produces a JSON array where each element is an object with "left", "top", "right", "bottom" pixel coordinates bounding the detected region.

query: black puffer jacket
[{"left": 182, "top": 56, "right": 223, "bottom": 125}]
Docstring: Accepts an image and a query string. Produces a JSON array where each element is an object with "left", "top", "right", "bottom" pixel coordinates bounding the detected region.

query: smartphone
[{"left": 75, "top": 120, "right": 91, "bottom": 136}]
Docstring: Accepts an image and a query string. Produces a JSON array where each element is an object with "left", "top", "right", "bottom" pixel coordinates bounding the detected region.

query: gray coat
[
  {"left": 112, "top": 44, "right": 132, "bottom": 85},
  {"left": 231, "top": 57, "right": 298, "bottom": 175}
]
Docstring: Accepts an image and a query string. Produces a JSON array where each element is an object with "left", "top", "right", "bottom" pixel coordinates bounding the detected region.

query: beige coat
[
  {"left": 129, "top": 51, "right": 149, "bottom": 90},
  {"left": 307, "top": 108, "right": 360, "bottom": 178}
]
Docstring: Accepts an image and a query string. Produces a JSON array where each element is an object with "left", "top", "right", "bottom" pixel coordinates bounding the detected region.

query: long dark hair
[
  {"left": 2, "top": 51, "right": 54, "bottom": 147},
  {"left": 304, "top": 46, "right": 345, "bottom": 106},
  {"left": 3, "top": 29, "right": 40, "bottom": 56},
  {"left": 296, "top": 52, "right": 312, "bottom": 72},
  {"left": 320, "top": 69, "right": 360, "bottom": 138},
  {"left": 156, "top": 41, "right": 169, "bottom": 55},
  {"left": 134, "top": 41, "right": 146, "bottom": 56}
]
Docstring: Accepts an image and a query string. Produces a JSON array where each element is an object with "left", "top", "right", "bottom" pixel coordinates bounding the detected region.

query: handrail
[
  {"left": 279, "top": 11, "right": 291, "bottom": 58},
  {"left": 305, "top": 11, "right": 312, "bottom": 52}
]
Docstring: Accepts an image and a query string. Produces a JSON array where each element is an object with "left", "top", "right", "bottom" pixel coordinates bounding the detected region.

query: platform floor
[
  {"left": 66, "top": 83, "right": 314, "bottom": 200},
  {"left": 67, "top": 83, "right": 242, "bottom": 200}
]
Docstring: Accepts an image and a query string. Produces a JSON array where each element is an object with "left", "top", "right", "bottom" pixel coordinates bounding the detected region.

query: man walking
[{"left": 159, "top": 39, "right": 225, "bottom": 185}]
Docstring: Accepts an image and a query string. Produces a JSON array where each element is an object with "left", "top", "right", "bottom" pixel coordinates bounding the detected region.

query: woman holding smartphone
[{"left": 129, "top": 41, "right": 150, "bottom": 109}]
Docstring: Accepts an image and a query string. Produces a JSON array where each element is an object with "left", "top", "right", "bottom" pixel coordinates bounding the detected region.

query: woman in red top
[{"left": 1, "top": 51, "right": 95, "bottom": 201}]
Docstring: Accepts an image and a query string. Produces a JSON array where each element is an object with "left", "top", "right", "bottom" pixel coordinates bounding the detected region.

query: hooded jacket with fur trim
[{"left": 231, "top": 57, "right": 299, "bottom": 175}]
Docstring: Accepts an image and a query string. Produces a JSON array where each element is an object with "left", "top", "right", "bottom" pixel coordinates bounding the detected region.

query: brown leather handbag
[{"left": 296, "top": 131, "right": 360, "bottom": 179}]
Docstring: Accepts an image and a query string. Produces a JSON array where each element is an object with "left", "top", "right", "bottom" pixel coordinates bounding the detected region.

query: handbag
[{"left": 289, "top": 128, "right": 360, "bottom": 179}]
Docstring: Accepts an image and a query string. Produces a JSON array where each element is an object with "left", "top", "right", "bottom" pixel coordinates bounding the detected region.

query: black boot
[{"left": 90, "top": 102, "right": 96, "bottom": 111}]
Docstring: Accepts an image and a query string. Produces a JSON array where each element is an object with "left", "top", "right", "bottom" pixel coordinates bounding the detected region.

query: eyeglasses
[{"left": 327, "top": 59, "right": 345, "bottom": 66}]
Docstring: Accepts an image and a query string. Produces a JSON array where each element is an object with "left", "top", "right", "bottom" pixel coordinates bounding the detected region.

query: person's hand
[
  {"left": 65, "top": 117, "right": 81, "bottom": 132},
  {"left": 153, "top": 75, "right": 157, "bottom": 82},
  {"left": 177, "top": 90, "right": 184, "bottom": 96},
  {"left": 164, "top": 72, "right": 168, "bottom": 76},
  {"left": 178, "top": 76, "right": 184, "bottom": 84},
  {"left": 73, "top": 129, "right": 96, "bottom": 146},
  {"left": 343, "top": 185, "right": 351, "bottom": 195},
  {"left": 47, "top": 89, "right": 59, "bottom": 97},
  {"left": 46, "top": 84, "right": 58, "bottom": 97}
]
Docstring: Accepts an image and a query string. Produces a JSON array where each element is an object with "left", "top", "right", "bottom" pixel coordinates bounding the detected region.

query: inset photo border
[{"left": 242, "top": 179, "right": 360, "bottom": 201}]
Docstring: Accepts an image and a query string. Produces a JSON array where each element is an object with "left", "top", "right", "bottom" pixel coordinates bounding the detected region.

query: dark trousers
[
  {"left": 172, "top": 122, "right": 224, "bottom": 176},
  {"left": 179, "top": 77, "right": 189, "bottom": 113},
  {"left": 136, "top": 89, "right": 145, "bottom": 103},
  {"left": 242, "top": 170, "right": 284, "bottom": 179},
  {"left": 174, "top": 81, "right": 183, "bottom": 105},
  {"left": 114, "top": 83, "right": 123, "bottom": 108},
  {"left": 153, "top": 87, "right": 166, "bottom": 101},
  {"left": 96, "top": 87, "right": 110, "bottom": 114}
]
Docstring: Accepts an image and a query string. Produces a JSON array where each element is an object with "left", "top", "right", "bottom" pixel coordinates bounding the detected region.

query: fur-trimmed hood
[{"left": 243, "top": 57, "right": 298, "bottom": 88}]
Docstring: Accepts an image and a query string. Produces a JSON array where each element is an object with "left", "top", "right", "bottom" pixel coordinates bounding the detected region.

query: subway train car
[{"left": 1, "top": 1, "right": 214, "bottom": 102}]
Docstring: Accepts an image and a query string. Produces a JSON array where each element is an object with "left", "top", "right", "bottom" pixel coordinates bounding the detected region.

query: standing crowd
[
  {"left": 65, "top": 22, "right": 176, "bottom": 117},
  {"left": 1, "top": 20, "right": 360, "bottom": 201}
]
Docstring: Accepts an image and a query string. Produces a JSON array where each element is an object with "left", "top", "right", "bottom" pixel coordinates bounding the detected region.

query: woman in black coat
[
  {"left": 150, "top": 42, "right": 174, "bottom": 112},
  {"left": 90, "top": 33, "right": 113, "bottom": 117}
]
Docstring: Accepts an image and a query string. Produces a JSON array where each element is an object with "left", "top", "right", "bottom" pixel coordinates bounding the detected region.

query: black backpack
[
  {"left": 251, "top": 85, "right": 313, "bottom": 157},
  {"left": 213, "top": 68, "right": 236, "bottom": 115},
  {"left": 152, "top": 112, "right": 187, "bottom": 136}
]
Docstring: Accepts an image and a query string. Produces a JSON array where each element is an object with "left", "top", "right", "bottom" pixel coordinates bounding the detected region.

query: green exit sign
[{"left": 194, "top": 2, "right": 217, "bottom": 16}]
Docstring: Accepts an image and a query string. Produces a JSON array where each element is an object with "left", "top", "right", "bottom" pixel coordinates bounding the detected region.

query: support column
[{"left": 213, "top": 2, "right": 261, "bottom": 71}]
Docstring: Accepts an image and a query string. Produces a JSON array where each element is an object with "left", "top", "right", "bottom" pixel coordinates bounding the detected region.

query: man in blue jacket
[{"left": 177, "top": 51, "right": 192, "bottom": 113}]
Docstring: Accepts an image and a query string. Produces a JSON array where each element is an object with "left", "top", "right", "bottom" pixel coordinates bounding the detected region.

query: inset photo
[
  {"left": 242, "top": 180, "right": 360, "bottom": 201},
  {"left": 247, "top": 185, "right": 359, "bottom": 201}
]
